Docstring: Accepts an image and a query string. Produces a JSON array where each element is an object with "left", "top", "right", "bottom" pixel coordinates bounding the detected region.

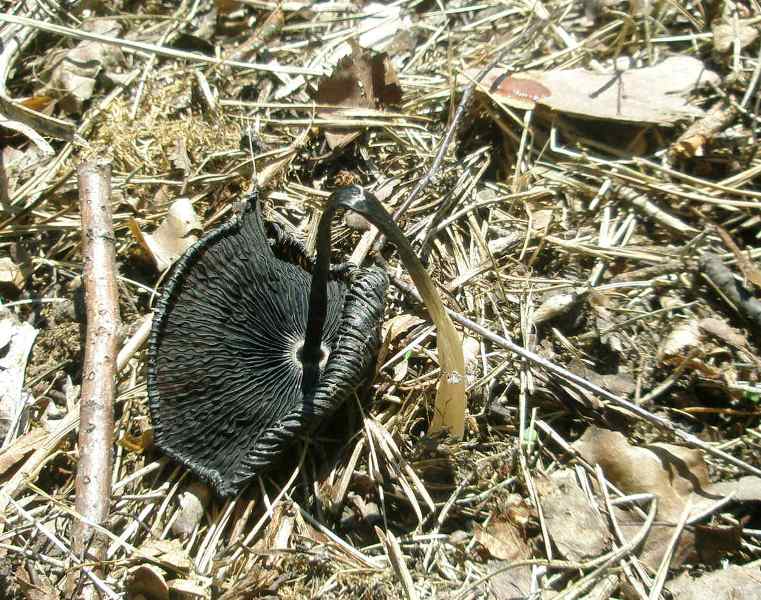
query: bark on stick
[{"left": 71, "top": 159, "right": 120, "bottom": 595}]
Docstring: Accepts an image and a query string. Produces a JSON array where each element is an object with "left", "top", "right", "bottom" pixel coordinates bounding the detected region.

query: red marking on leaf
[{"left": 496, "top": 77, "right": 551, "bottom": 102}]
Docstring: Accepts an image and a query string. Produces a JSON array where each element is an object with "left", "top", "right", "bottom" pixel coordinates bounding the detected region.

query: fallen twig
[{"left": 70, "top": 159, "right": 121, "bottom": 598}]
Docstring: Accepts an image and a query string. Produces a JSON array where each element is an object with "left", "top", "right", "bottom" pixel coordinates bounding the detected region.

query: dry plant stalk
[{"left": 70, "top": 159, "right": 120, "bottom": 596}]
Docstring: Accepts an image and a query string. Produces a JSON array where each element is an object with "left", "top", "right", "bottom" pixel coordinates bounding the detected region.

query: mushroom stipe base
[{"left": 147, "top": 189, "right": 388, "bottom": 497}]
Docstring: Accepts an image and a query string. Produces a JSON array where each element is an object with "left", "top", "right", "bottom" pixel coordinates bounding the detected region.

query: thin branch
[{"left": 70, "top": 159, "right": 121, "bottom": 598}]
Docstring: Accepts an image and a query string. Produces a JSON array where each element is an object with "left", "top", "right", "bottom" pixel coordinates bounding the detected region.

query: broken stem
[{"left": 70, "top": 159, "right": 120, "bottom": 598}]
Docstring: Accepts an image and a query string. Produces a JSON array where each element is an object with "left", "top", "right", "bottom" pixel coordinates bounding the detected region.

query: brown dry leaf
[
  {"left": 529, "top": 208, "right": 554, "bottom": 232},
  {"left": 474, "top": 519, "right": 531, "bottom": 561},
  {"left": 126, "top": 564, "right": 169, "bottom": 600},
  {"left": 316, "top": 40, "right": 402, "bottom": 149},
  {"left": 698, "top": 317, "right": 748, "bottom": 348},
  {"left": 657, "top": 320, "right": 702, "bottom": 364},
  {"left": 392, "top": 359, "right": 409, "bottom": 383},
  {"left": 166, "top": 578, "right": 211, "bottom": 600},
  {"left": 707, "top": 475, "right": 761, "bottom": 503},
  {"left": 214, "top": 0, "right": 239, "bottom": 15},
  {"left": 473, "top": 56, "right": 719, "bottom": 125},
  {"left": 42, "top": 20, "right": 124, "bottom": 114},
  {"left": 382, "top": 313, "right": 426, "bottom": 344},
  {"left": 0, "top": 427, "right": 47, "bottom": 478},
  {"left": 137, "top": 539, "right": 192, "bottom": 573},
  {"left": 537, "top": 469, "right": 610, "bottom": 561},
  {"left": 132, "top": 198, "right": 203, "bottom": 271},
  {"left": 169, "top": 138, "right": 193, "bottom": 175},
  {"left": 574, "top": 427, "right": 710, "bottom": 569},
  {"left": 713, "top": 20, "right": 759, "bottom": 53},
  {"left": 486, "top": 563, "right": 532, "bottom": 600},
  {"left": 18, "top": 95, "right": 55, "bottom": 114},
  {"left": 532, "top": 289, "right": 584, "bottom": 326},
  {"left": 694, "top": 521, "right": 743, "bottom": 565},
  {"left": 573, "top": 427, "right": 710, "bottom": 519},
  {"left": 569, "top": 360, "right": 636, "bottom": 398},
  {"left": 14, "top": 564, "right": 58, "bottom": 600},
  {"left": 666, "top": 564, "right": 761, "bottom": 600},
  {"left": 657, "top": 320, "right": 722, "bottom": 378}
]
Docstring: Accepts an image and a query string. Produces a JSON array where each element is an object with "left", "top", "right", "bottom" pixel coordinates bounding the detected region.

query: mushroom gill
[{"left": 147, "top": 189, "right": 387, "bottom": 497}]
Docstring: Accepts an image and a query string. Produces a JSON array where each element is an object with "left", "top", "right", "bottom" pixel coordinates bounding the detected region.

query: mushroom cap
[{"left": 147, "top": 192, "right": 388, "bottom": 497}]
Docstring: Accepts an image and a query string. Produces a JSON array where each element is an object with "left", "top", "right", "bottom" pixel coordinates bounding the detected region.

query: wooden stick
[{"left": 70, "top": 159, "right": 120, "bottom": 597}]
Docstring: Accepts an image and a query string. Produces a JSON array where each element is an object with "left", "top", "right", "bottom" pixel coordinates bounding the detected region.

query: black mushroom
[{"left": 147, "top": 185, "right": 464, "bottom": 497}]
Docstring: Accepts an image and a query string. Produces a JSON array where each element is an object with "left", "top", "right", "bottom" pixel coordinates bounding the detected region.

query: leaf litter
[{"left": 1, "top": 1, "right": 761, "bottom": 599}]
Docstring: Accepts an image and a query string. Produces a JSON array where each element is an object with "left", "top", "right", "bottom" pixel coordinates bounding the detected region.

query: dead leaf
[
  {"left": 529, "top": 208, "right": 554, "bottom": 232},
  {"left": 392, "top": 360, "right": 409, "bottom": 382},
  {"left": 656, "top": 320, "right": 723, "bottom": 378},
  {"left": 486, "top": 562, "right": 532, "bottom": 600},
  {"left": 0, "top": 309, "right": 38, "bottom": 445},
  {"left": 377, "top": 313, "right": 426, "bottom": 369},
  {"left": 574, "top": 427, "right": 710, "bottom": 519},
  {"left": 166, "top": 578, "right": 211, "bottom": 600},
  {"left": 137, "top": 539, "right": 192, "bottom": 573},
  {"left": 573, "top": 427, "right": 710, "bottom": 569},
  {"left": 473, "top": 56, "right": 719, "bottom": 125},
  {"left": 666, "top": 564, "right": 761, "bottom": 600},
  {"left": 14, "top": 563, "right": 58, "bottom": 600},
  {"left": 127, "top": 564, "right": 169, "bottom": 600},
  {"left": 713, "top": 20, "right": 759, "bottom": 53},
  {"left": 704, "top": 475, "right": 761, "bottom": 504},
  {"left": 0, "top": 427, "right": 47, "bottom": 478},
  {"left": 474, "top": 519, "right": 531, "bottom": 562},
  {"left": 657, "top": 320, "right": 702, "bottom": 364},
  {"left": 698, "top": 317, "right": 748, "bottom": 348},
  {"left": 569, "top": 357, "right": 636, "bottom": 396},
  {"left": 537, "top": 469, "right": 610, "bottom": 561},
  {"left": 316, "top": 40, "right": 402, "bottom": 149},
  {"left": 171, "top": 481, "right": 211, "bottom": 538},
  {"left": 214, "top": 0, "right": 239, "bottom": 15},
  {"left": 132, "top": 198, "right": 202, "bottom": 271},
  {"left": 694, "top": 521, "right": 743, "bottom": 565},
  {"left": 169, "top": 139, "right": 193, "bottom": 175},
  {"left": 42, "top": 20, "right": 124, "bottom": 114},
  {"left": 382, "top": 314, "right": 426, "bottom": 343},
  {"left": 0, "top": 256, "right": 28, "bottom": 296},
  {"left": 532, "top": 289, "right": 585, "bottom": 325}
]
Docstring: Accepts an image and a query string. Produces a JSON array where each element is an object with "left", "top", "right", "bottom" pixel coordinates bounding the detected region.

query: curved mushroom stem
[{"left": 303, "top": 186, "right": 466, "bottom": 437}]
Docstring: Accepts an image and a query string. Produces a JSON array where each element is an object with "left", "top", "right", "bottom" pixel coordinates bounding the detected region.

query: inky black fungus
[{"left": 147, "top": 187, "right": 388, "bottom": 497}]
